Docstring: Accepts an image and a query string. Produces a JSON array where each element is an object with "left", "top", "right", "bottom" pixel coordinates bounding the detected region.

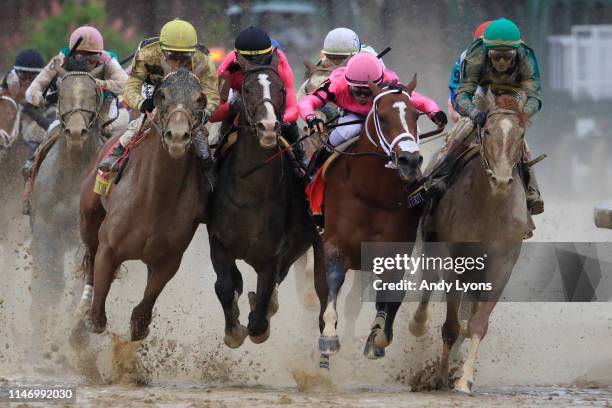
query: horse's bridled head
[
  {"left": 161, "top": 105, "right": 193, "bottom": 159},
  {"left": 396, "top": 150, "right": 423, "bottom": 183}
]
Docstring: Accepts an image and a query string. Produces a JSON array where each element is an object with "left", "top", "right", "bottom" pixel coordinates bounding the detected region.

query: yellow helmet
[{"left": 160, "top": 19, "right": 197, "bottom": 52}]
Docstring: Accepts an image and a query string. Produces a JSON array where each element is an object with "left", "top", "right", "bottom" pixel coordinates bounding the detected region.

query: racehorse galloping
[
  {"left": 29, "top": 66, "right": 106, "bottom": 347},
  {"left": 79, "top": 65, "right": 210, "bottom": 341},
  {"left": 314, "top": 78, "right": 426, "bottom": 364},
  {"left": 409, "top": 90, "right": 531, "bottom": 395},
  {"left": 207, "top": 51, "right": 313, "bottom": 348}
]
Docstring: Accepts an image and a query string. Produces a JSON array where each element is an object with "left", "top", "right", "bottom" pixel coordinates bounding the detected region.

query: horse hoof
[
  {"left": 130, "top": 325, "right": 150, "bottom": 342},
  {"left": 84, "top": 317, "right": 106, "bottom": 334},
  {"left": 318, "top": 335, "right": 340, "bottom": 355},
  {"left": 373, "top": 328, "right": 390, "bottom": 348},
  {"left": 224, "top": 325, "right": 248, "bottom": 349},
  {"left": 249, "top": 326, "right": 270, "bottom": 344},
  {"left": 409, "top": 319, "right": 428, "bottom": 338},
  {"left": 363, "top": 331, "right": 385, "bottom": 359},
  {"left": 453, "top": 379, "right": 474, "bottom": 396}
]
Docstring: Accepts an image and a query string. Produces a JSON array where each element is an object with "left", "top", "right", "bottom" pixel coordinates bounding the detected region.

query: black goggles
[
  {"left": 350, "top": 86, "right": 373, "bottom": 98},
  {"left": 488, "top": 49, "right": 517, "bottom": 63}
]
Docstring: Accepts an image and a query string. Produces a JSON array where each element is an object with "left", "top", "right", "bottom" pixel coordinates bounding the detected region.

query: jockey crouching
[
  {"left": 26, "top": 26, "right": 129, "bottom": 145},
  {"left": 98, "top": 19, "right": 219, "bottom": 173},
  {"left": 210, "top": 26, "right": 305, "bottom": 169},
  {"left": 298, "top": 52, "right": 447, "bottom": 179},
  {"left": 436, "top": 18, "right": 544, "bottom": 215}
]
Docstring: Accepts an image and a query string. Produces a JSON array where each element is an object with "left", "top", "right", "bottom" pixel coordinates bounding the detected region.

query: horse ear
[
  {"left": 405, "top": 73, "right": 417, "bottom": 95},
  {"left": 367, "top": 80, "right": 382, "bottom": 96},
  {"left": 193, "top": 61, "right": 207, "bottom": 79},
  {"left": 270, "top": 49, "right": 280, "bottom": 68},
  {"left": 235, "top": 52, "right": 251, "bottom": 71},
  {"left": 160, "top": 58, "right": 173, "bottom": 77},
  {"left": 303, "top": 59, "right": 316, "bottom": 76},
  {"left": 90, "top": 64, "right": 105, "bottom": 79}
]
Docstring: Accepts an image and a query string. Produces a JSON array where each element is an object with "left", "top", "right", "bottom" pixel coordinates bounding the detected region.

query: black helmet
[
  {"left": 235, "top": 26, "right": 272, "bottom": 56},
  {"left": 14, "top": 49, "right": 45, "bottom": 73}
]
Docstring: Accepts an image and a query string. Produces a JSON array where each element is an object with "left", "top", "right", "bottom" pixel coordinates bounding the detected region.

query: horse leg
[
  {"left": 454, "top": 301, "right": 496, "bottom": 395},
  {"left": 210, "top": 236, "right": 247, "bottom": 348},
  {"left": 312, "top": 235, "right": 332, "bottom": 369},
  {"left": 247, "top": 260, "right": 278, "bottom": 344},
  {"left": 130, "top": 259, "right": 180, "bottom": 341},
  {"left": 409, "top": 243, "right": 440, "bottom": 337},
  {"left": 318, "top": 242, "right": 346, "bottom": 355},
  {"left": 364, "top": 269, "right": 406, "bottom": 359},
  {"left": 438, "top": 292, "right": 461, "bottom": 390},
  {"left": 85, "top": 243, "right": 120, "bottom": 334},
  {"left": 69, "top": 247, "right": 95, "bottom": 350}
]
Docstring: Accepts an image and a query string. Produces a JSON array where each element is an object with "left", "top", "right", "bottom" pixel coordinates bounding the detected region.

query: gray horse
[{"left": 29, "top": 66, "right": 106, "bottom": 349}]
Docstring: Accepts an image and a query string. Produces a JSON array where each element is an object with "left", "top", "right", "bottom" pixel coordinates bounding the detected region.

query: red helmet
[
  {"left": 473, "top": 21, "right": 493, "bottom": 40},
  {"left": 345, "top": 52, "right": 383, "bottom": 87}
]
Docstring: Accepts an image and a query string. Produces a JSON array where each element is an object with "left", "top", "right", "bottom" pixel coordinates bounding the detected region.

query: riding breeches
[{"left": 328, "top": 112, "right": 364, "bottom": 147}]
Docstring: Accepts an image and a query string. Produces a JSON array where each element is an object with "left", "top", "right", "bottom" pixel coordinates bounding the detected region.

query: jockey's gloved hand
[
  {"left": 471, "top": 111, "right": 487, "bottom": 128},
  {"left": 306, "top": 116, "right": 326, "bottom": 134},
  {"left": 430, "top": 111, "right": 448, "bottom": 127},
  {"left": 139, "top": 98, "right": 155, "bottom": 113},
  {"left": 45, "top": 91, "right": 58, "bottom": 104}
]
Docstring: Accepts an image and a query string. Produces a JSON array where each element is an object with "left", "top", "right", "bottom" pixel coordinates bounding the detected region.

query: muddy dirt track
[{"left": 1, "top": 169, "right": 612, "bottom": 407}]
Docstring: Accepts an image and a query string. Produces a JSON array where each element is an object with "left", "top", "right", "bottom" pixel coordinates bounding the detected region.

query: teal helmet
[{"left": 483, "top": 18, "right": 522, "bottom": 48}]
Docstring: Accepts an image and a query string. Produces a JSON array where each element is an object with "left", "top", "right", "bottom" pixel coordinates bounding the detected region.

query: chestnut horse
[
  {"left": 409, "top": 91, "right": 532, "bottom": 395},
  {"left": 77, "top": 66, "right": 210, "bottom": 341},
  {"left": 207, "top": 51, "right": 314, "bottom": 348},
  {"left": 314, "top": 78, "right": 428, "bottom": 367}
]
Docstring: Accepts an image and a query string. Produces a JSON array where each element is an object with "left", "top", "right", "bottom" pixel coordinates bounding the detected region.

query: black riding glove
[
  {"left": 431, "top": 111, "right": 448, "bottom": 126},
  {"left": 306, "top": 116, "right": 325, "bottom": 134},
  {"left": 139, "top": 98, "right": 155, "bottom": 113},
  {"left": 45, "top": 91, "right": 58, "bottom": 104},
  {"left": 472, "top": 111, "right": 487, "bottom": 128}
]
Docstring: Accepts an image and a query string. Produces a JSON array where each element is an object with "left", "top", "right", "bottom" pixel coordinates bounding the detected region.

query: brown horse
[
  {"left": 78, "top": 66, "right": 210, "bottom": 341},
  {"left": 313, "top": 78, "right": 427, "bottom": 366},
  {"left": 207, "top": 51, "right": 313, "bottom": 348},
  {"left": 409, "top": 90, "right": 532, "bottom": 395}
]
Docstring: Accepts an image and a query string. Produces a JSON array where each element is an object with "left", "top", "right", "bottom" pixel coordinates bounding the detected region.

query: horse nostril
[
  {"left": 256, "top": 122, "right": 266, "bottom": 132},
  {"left": 183, "top": 132, "right": 190, "bottom": 141},
  {"left": 274, "top": 121, "right": 281, "bottom": 131},
  {"left": 164, "top": 130, "right": 172, "bottom": 140},
  {"left": 507, "top": 177, "right": 514, "bottom": 186}
]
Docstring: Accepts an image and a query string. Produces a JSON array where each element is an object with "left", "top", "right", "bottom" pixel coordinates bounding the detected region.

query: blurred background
[{"left": 2, "top": 0, "right": 612, "bottom": 199}]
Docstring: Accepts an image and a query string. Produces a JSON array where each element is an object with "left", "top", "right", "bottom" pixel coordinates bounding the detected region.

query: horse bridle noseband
[
  {"left": 478, "top": 108, "right": 525, "bottom": 172},
  {"left": 239, "top": 66, "right": 286, "bottom": 132},
  {"left": 154, "top": 70, "right": 203, "bottom": 148},
  {"left": 58, "top": 71, "right": 102, "bottom": 131}
]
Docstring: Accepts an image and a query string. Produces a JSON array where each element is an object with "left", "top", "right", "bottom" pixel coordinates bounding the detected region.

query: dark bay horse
[
  {"left": 78, "top": 66, "right": 210, "bottom": 341},
  {"left": 409, "top": 90, "right": 531, "bottom": 395},
  {"left": 207, "top": 51, "right": 313, "bottom": 348},
  {"left": 314, "top": 78, "right": 427, "bottom": 366},
  {"left": 29, "top": 66, "right": 106, "bottom": 347}
]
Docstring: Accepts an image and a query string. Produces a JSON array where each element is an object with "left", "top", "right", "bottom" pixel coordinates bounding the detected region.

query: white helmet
[{"left": 322, "top": 27, "right": 360, "bottom": 56}]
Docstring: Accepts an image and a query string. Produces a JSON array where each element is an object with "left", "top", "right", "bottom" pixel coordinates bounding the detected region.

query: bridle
[
  {"left": 477, "top": 108, "right": 525, "bottom": 173},
  {"left": 239, "top": 66, "right": 286, "bottom": 132},
  {"left": 153, "top": 70, "right": 203, "bottom": 150},
  {"left": 58, "top": 71, "right": 102, "bottom": 131}
]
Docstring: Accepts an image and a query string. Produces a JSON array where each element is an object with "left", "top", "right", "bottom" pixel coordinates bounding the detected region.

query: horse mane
[{"left": 495, "top": 94, "right": 530, "bottom": 126}]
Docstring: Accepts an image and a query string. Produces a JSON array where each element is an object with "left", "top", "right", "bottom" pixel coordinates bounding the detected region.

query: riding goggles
[
  {"left": 488, "top": 49, "right": 518, "bottom": 63},
  {"left": 350, "top": 86, "right": 373, "bottom": 98}
]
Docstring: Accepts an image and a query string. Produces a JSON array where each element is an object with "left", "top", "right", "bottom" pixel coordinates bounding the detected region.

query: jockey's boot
[
  {"left": 305, "top": 147, "right": 332, "bottom": 182},
  {"left": 193, "top": 129, "right": 215, "bottom": 189},
  {"left": 97, "top": 143, "right": 125, "bottom": 173},
  {"left": 21, "top": 158, "right": 34, "bottom": 181},
  {"left": 526, "top": 166, "right": 544, "bottom": 215},
  {"left": 425, "top": 138, "right": 470, "bottom": 198}
]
